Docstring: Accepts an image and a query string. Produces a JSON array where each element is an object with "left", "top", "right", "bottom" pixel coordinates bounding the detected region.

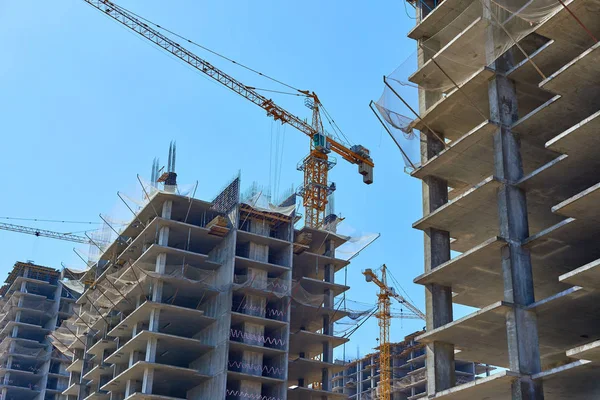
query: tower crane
[
  {"left": 79, "top": 0, "right": 374, "bottom": 229},
  {"left": 363, "top": 265, "right": 425, "bottom": 400}
]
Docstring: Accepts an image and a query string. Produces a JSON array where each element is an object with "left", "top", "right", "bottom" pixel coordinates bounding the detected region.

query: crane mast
[
  {"left": 81, "top": 0, "right": 374, "bottom": 228},
  {"left": 364, "top": 265, "right": 426, "bottom": 400}
]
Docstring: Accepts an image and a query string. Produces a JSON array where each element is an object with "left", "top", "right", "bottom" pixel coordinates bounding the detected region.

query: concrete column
[
  {"left": 145, "top": 337, "right": 158, "bottom": 363},
  {"left": 421, "top": 131, "right": 455, "bottom": 395},
  {"left": 490, "top": 52, "right": 543, "bottom": 400},
  {"left": 161, "top": 200, "right": 173, "bottom": 220},
  {"left": 148, "top": 309, "right": 160, "bottom": 332},
  {"left": 152, "top": 253, "right": 167, "bottom": 303},
  {"left": 158, "top": 226, "right": 169, "bottom": 247},
  {"left": 141, "top": 367, "right": 154, "bottom": 394}
]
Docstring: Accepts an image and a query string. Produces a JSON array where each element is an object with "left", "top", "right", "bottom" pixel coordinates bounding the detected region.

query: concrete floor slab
[
  {"left": 416, "top": 301, "right": 513, "bottom": 367},
  {"left": 108, "top": 301, "right": 214, "bottom": 339},
  {"left": 407, "top": 0, "right": 476, "bottom": 40},
  {"left": 288, "top": 386, "right": 347, "bottom": 400},
  {"left": 296, "top": 277, "right": 349, "bottom": 297},
  {"left": 409, "top": 17, "right": 486, "bottom": 88},
  {"left": 541, "top": 42, "right": 600, "bottom": 96},
  {"left": 414, "top": 237, "right": 506, "bottom": 308},
  {"left": 411, "top": 120, "right": 556, "bottom": 191},
  {"left": 566, "top": 340, "right": 600, "bottom": 362},
  {"left": 106, "top": 331, "right": 213, "bottom": 365},
  {"left": 413, "top": 176, "right": 563, "bottom": 252},
  {"left": 559, "top": 258, "right": 600, "bottom": 290},
  {"left": 230, "top": 311, "right": 287, "bottom": 330},
  {"left": 237, "top": 230, "right": 290, "bottom": 251},
  {"left": 518, "top": 109, "right": 600, "bottom": 220},
  {"left": 534, "top": 360, "right": 600, "bottom": 399},
  {"left": 228, "top": 340, "right": 286, "bottom": 357},
  {"left": 507, "top": 39, "right": 574, "bottom": 85},
  {"left": 102, "top": 361, "right": 210, "bottom": 393},
  {"left": 417, "top": 287, "right": 600, "bottom": 368},
  {"left": 289, "top": 331, "right": 348, "bottom": 359},
  {"left": 553, "top": 182, "right": 600, "bottom": 222},
  {"left": 290, "top": 302, "right": 349, "bottom": 332},
  {"left": 525, "top": 216, "right": 600, "bottom": 278},
  {"left": 536, "top": 0, "right": 600, "bottom": 50},
  {"left": 512, "top": 96, "right": 600, "bottom": 148},
  {"left": 287, "top": 358, "right": 344, "bottom": 383},
  {"left": 410, "top": 68, "right": 494, "bottom": 141},
  {"left": 431, "top": 370, "right": 518, "bottom": 400},
  {"left": 226, "top": 370, "right": 283, "bottom": 384},
  {"left": 411, "top": 67, "right": 554, "bottom": 143}
]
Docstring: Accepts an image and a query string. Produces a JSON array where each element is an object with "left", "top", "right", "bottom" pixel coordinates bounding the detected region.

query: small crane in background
[{"left": 363, "top": 265, "right": 425, "bottom": 400}]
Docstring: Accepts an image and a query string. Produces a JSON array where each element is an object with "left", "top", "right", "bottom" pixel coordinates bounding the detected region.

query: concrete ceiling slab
[
  {"left": 536, "top": 0, "right": 600, "bottom": 53},
  {"left": 407, "top": 0, "right": 477, "bottom": 40},
  {"left": 518, "top": 109, "right": 600, "bottom": 218},
  {"left": 416, "top": 301, "right": 513, "bottom": 367},
  {"left": 529, "top": 287, "right": 600, "bottom": 366},
  {"left": 553, "top": 182, "right": 600, "bottom": 222},
  {"left": 414, "top": 237, "right": 506, "bottom": 308},
  {"left": 287, "top": 358, "right": 344, "bottom": 383},
  {"left": 287, "top": 386, "right": 347, "bottom": 400},
  {"left": 560, "top": 258, "right": 600, "bottom": 290},
  {"left": 411, "top": 121, "right": 556, "bottom": 190},
  {"left": 541, "top": 42, "right": 600, "bottom": 96},
  {"left": 431, "top": 370, "right": 518, "bottom": 400},
  {"left": 413, "top": 176, "right": 563, "bottom": 252},
  {"left": 534, "top": 360, "right": 600, "bottom": 399},
  {"left": 409, "top": 17, "right": 486, "bottom": 88},
  {"left": 567, "top": 340, "right": 600, "bottom": 362},
  {"left": 525, "top": 218, "right": 600, "bottom": 293}
]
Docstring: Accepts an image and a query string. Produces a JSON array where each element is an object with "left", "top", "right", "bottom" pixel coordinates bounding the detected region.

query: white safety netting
[
  {"left": 392, "top": 369, "right": 427, "bottom": 389},
  {"left": 375, "top": 0, "right": 569, "bottom": 169},
  {"left": 49, "top": 320, "right": 78, "bottom": 358},
  {"left": 0, "top": 338, "right": 48, "bottom": 359},
  {"left": 233, "top": 274, "right": 290, "bottom": 297},
  {"left": 336, "top": 231, "right": 381, "bottom": 262},
  {"left": 241, "top": 190, "right": 296, "bottom": 217}
]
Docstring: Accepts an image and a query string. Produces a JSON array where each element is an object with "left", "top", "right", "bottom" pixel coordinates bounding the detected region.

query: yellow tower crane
[
  {"left": 363, "top": 265, "right": 425, "bottom": 400},
  {"left": 80, "top": 0, "right": 375, "bottom": 229}
]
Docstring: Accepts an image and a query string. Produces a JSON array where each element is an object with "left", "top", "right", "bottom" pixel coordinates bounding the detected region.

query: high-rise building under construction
[
  {"left": 0, "top": 262, "right": 78, "bottom": 400},
  {"left": 54, "top": 172, "right": 372, "bottom": 400},
  {"left": 375, "top": 0, "right": 600, "bottom": 397}
]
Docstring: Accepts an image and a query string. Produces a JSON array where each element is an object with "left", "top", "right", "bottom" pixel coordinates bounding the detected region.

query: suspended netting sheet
[
  {"left": 375, "top": 0, "right": 568, "bottom": 168},
  {"left": 241, "top": 191, "right": 295, "bottom": 217},
  {"left": 233, "top": 274, "right": 290, "bottom": 298},
  {"left": 334, "top": 299, "right": 377, "bottom": 336},
  {"left": 49, "top": 320, "right": 79, "bottom": 358},
  {"left": 0, "top": 338, "right": 48, "bottom": 359},
  {"left": 62, "top": 279, "right": 85, "bottom": 295},
  {"left": 336, "top": 231, "right": 381, "bottom": 262},
  {"left": 393, "top": 369, "right": 427, "bottom": 389},
  {"left": 291, "top": 281, "right": 325, "bottom": 307}
]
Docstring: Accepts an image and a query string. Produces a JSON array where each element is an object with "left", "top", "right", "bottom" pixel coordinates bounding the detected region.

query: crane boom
[
  {"left": 81, "top": 0, "right": 374, "bottom": 170},
  {"left": 0, "top": 223, "right": 90, "bottom": 244}
]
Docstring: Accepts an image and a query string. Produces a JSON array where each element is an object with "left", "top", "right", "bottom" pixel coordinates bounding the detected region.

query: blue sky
[{"left": 0, "top": 0, "right": 453, "bottom": 360}]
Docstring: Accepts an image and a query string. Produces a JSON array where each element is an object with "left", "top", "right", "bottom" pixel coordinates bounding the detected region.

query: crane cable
[{"left": 108, "top": 1, "right": 306, "bottom": 94}]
